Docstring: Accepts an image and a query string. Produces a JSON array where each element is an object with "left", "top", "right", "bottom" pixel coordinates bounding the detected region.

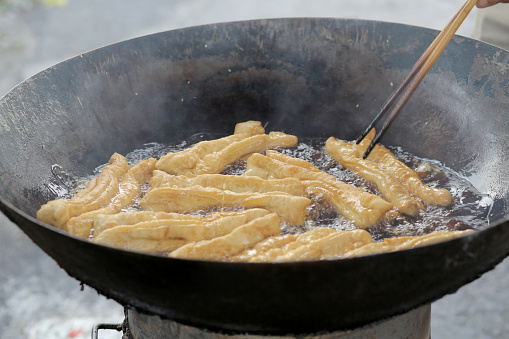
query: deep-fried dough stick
[
  {"left": 93, "top": 211, "right": 204, "bottom": 236},
  {"left": 233, "top": 120, "right": 267, "bottom": 135},
  {"left": 200, "top": 209, "right": 271, "bottom": 239},
  {"left": 326, "top": 138, "right": 424, "bottom": 216},
  {"left": 98, "top": 236, "right": 189, "bottom": 253},
  {"left": 275, "top": 229, "right": 374, "bottom": 261},
  {"left": 169, "top": 213, "right": 281, "bottom": 260},
  {"left": 96, "top": 220, "right": 202, "bottom": 243},
  {"left": 303, "top": 180, "right": 390, "bottom": 228},
  {"left": 36, "top": 153, "right": 129, "bottom": 229},
  {"left": 194, "top": 132, "right": 298, "bottom": 175},
  {"left": 238, "top": 228, "right": 336, "bottom": 262},
  {"left": 394, "top": 229, "right": 474, "bottom": 249},
  {"left": 94, "top": 209, "right": 270, "bottom": 252},
  {"left": 245, "top": 153, "right": 393, "bottom": 228},
  {"left": 140, "top": 185, "right": 310, "bottom": 225},
  {"left": 232, "top": 234, "right": 299, "bottom": 261},
  {"left": 149, "top": 170, "right": 306, "bottom": 196},
  {"left": 263, "top": 151, "right": 395, "bottom": 226},
  {"left": 342, "top": 229, "right": 474, "bottom": 258},
  {"left": 356, "top": 129, "right": 453, "bottom": 206},
  {"left": 155, "top": 121, "right": 265, "bottom": 175},
  {"left": 252, "top": 229, "right": 373, "bottom": 262},
  {"left": 71, "top": 177, "right": 98, "bottom": 200},
  {"left": 65, "top": 158, "right": 157, "bottom": 238},
  {"left": 265, "top": 150, "right": 323, "bottom": 172}
]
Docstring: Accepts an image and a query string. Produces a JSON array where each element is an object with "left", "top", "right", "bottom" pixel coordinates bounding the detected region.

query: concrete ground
[{"left": 0, "top": 1, "right": 508, "bottom": 338}]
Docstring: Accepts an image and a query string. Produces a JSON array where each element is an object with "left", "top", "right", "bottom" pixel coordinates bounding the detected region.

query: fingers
[{"left": 477, "top": 0, "right": 509, "bottom": 8}]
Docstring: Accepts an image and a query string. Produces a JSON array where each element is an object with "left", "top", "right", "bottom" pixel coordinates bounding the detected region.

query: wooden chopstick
[{"left": 356, "top": 0, "right": 478, "bottom": 159}]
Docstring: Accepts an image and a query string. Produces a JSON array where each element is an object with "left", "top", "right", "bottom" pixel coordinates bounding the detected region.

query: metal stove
[{"left": 92, "top": 305, "right": 431, "bottom": 339}]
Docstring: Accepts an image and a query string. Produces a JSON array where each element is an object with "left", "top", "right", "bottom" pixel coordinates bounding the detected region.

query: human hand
[{"left": 477, "top": 0, "right": 509, "bottom": 8}]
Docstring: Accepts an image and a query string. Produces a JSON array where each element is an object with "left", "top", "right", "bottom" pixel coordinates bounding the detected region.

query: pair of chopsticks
[{"left": 356, "top": 0, "right": 478, "bottom": 158}]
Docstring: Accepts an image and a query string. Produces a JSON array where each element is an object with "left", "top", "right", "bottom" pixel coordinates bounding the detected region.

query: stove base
[{"left": 126, "top": 305, "right": 431, "bottom": 339}]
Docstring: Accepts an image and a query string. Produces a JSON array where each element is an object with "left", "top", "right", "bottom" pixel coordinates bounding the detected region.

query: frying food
[
  {"left": 94, "top": 209, "right": 270, "bottom": 251},
  {"left": 140, "top": 186, "right": 310, "bottom": 225},
  {"left": 149, "top": 170, "right": 306, "bottom": 196},
  {"left": 154, "top": 120, "right": 297, "bottom": 176},
  {"left": 355, "top": 129, "right": 454, "bottom": 206},
  {"left": 342, "top": 229, "right": 474, "bottom": 258},
  {"left": 230, "top": 227, "right": 473, "bottom": 262},
  {"left": 37, "top": 153, "right": 130, "bottom": 230},
  {"left": 94, "top": 210, "right": 205, "bottom": 236},
  {"left": 36, "top": 120, "right": 477, "bottom": 262},
  {"left": 193, "top": 132, "right": 298, "bottom": 175},
  {"left": 302, "top": 180, "right": 393, "bottom": 228},
  {"left": 326, "top": 137, "right": 425, "bottom": 216},
  {"left": 169, "top": 213, "right": 281, "bottom": 260},
  {"left": 237, "top": 228, "right": 374, "bottom": 262},
  {"left": 65, "top": 158, "right": 156, "bottom": 238},
  {"left": 245, "top": 152, "right": 393, "bottom": 228}
]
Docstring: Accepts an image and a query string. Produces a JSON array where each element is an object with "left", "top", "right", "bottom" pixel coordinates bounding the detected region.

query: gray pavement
[{"left": 0, "top": 1, "right": 508, "bottom": 338}]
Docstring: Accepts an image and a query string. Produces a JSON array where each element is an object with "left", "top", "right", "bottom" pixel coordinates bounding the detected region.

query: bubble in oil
[
  {"left": 125, "top": 142, "right": 167, "bottom": 165},
  {"left": 51, "top": 164, "right": 77, "bottom": 190}
]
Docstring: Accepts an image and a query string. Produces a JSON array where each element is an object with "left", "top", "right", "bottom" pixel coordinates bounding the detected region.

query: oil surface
[{"left": 53, "top": 134, "right": 492, "bottom": 242}]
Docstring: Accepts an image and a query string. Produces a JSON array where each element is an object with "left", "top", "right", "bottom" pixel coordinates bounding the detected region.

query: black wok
[{"left": 1, "top": 18, "right": 509, "bottom": 335}]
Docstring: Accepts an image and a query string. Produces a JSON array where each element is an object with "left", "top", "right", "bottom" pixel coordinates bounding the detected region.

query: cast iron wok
[{"left": 1, "top": 18, "right": 509, "bottom": 335}]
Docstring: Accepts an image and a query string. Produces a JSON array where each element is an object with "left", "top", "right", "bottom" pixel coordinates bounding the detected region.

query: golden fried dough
[
  {"left": 93, "top": 211, "right": 204, "bottom": 236},
  {"left": 155, "top": 134, "right": 246, "bottom": 175},
  {"left": 232, "top": 234, "right": 299, "bottom": 261},
  {"left": 71, "top": 177, "right": 98, "bottom": 200},
  {"left": 326, "top": 138, "right": 424, "bottom": 216},
  {"left": 93, "top": 209, "right": 270, "bottom": 253},
  {"left": 149, "top": 170, "right": 306, "bottom": 196},
  {"left": 303, "top": 180, "right": 392, "bottom": 228},
  {"left": 278, "top": 229, "right": 374, "bottom": 261},
  {"left": 94, "top": 209, "right": 270, "bottom": 252},
  {"left": 36, "top": 118, "right": 470, "bottom": 263},
  {"left": 201, "top": 209, "right": 271, "bottom": 239},
  {"left": 343, "top": 230, "right": 474, "bottom": 258},
  {"left": 242, "top": 228, "right": 336, "bottom": 262},
  {"left": 237, "top": 228, "right": 337, "bottom": 260},
  {"left": 342, "top": 236, "right": 414, "bottom": 258},
  {"left": 65, "top": 158, "right": 157, "bottom": 238},
  {"left": 233, "top": 120, "right": 266, "bottom": 135},
  {"left": 193, "top": 132, "right": 298, "bottom": 175},
  {"left": 169, "top": 213, "right": 281, "bottom": 260},
  {"left": 140, "top": 185, "right": 310, "bottom": 225},
  {"left": 245, "top": 153, "right": 393, "bottom": 227},
  {"left": 97, "top": 235, "right": 189, "bottom": 252},
  {"left": 155, "top": 120, "right": 297, "bottom": 176},
  {"left": 394, "top": 230, "right": 474, "bottom": 250},
  {"left": 265, "top": 150, "right": 323, "bottom": 172},
  {"left": 155, "top": 121, "right": 265, "bottom": 175},
  {"left": 356, "top": 129, "right": 453, "bottom": 206},
  {"left": 37, "top": 153, "right": 129, "bottom": 229},
  {"left": 244, "top": 228, "right": 373, "bottom": 262}
]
